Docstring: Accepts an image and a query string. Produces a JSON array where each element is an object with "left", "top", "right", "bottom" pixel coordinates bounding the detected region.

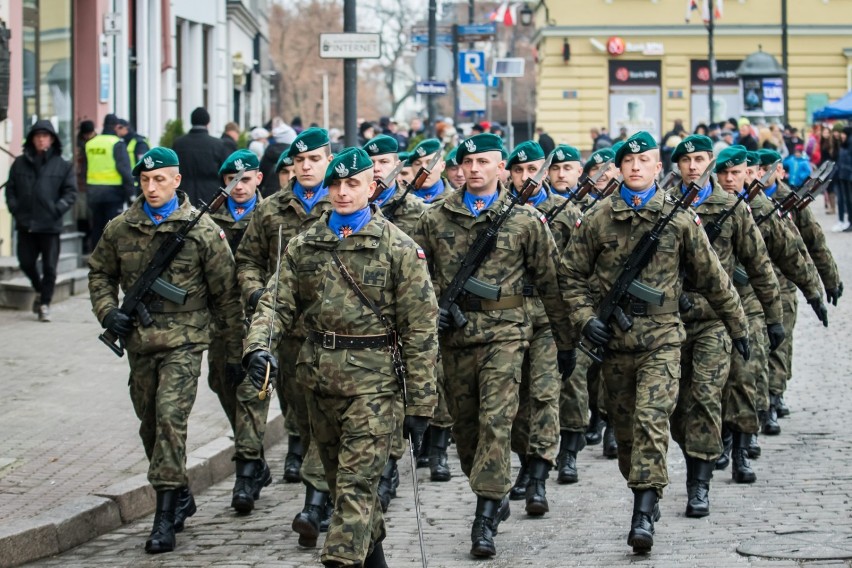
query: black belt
[
  {"left": 147, "top": 297, "right": 207, "bottom": 313},
  {"left": 308, "top": 330, "right": 394, "bottom": 350},
  {"left": 621, "top": 299, "right": 679, "bottom": 317}
]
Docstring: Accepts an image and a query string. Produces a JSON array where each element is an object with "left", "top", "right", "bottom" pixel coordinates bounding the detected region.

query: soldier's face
[
  {"left": 677, "top": 151, "right": 713, "bottom": 184},
  {"left": 225, "top": 170, "right": 262, "bottom": 204},
  {"left": 399, "top": 165, "right": 414, "bottom": 185},
  {"left": 758, "top": 163, "right": 781, "bottom": 185},
  {"left": 278, "top": 167, "right": 295, "bottom": 188},
  {"left": 718, "top": 164, "right": 747, "bottom": 194},
  {"left": 294, "top": 146, "right": 332, "bottom": 189},
  {"left": 549, "top": 161, "right": 581, "bottom": 191},
  {"left": 446, "top": 164, "right": 466, "bottom": 189},
  {"left": 462, "top": 151, "right": 504, "bottom": 193},
  {"left": 744, "top": 165, "right": 757, "bottom": 184},
  {"left": 329, "top": 170, "right": 375, "bottom": 215},
  {"left": 620, "top": 151, "right": 662, "bottom": 190},
  {"left": 140, "top": 167, "right": 181, "bottom": 208},
  {"left": 370, "top": 155, "right": 398, "bottom": 184},
  {"left": 410, "top": 153, "right": 445, "bottom": 187},
  {"left": 510, "top": 159, "right": 545, "bottom": 194},
  {"left": 589, "top": 163, "right": 616, "bottom": 190}
]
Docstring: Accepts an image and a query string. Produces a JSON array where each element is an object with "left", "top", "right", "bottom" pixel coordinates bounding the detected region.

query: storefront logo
[
  {"left": 615, "top": 66, "right": 630, "bottom": 82},
  {"left": 607, "top": 37, "right": 625, "bottom": 56},
  {"left": 606, "top": 36, "right": 663, "bottom": 57}
]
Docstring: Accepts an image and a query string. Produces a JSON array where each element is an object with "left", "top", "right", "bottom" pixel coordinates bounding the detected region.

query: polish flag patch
[
  {"left": 539, "top": 213, "right": 547, "bottom": 224},
  {"left": 416, "top": 248, "right": 426, "bottom": 260},
  {"left": 219, "top": 228, "right": 227, "bottom": 239},
  {"left": 575, "top": 217, "right": 583, "bottom": 228},
  {"left": 693, "top": 213, "right": 701, "bottom": 226}
]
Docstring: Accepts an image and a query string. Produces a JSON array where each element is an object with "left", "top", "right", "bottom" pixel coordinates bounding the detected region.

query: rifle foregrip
[
  {"left": 449, "top": 303, "right": 468, "bottom": 328},
  {"left": 98, "top": 330, "right": 125, "bottom": 357},
  {"left": 612, "top": 306, "right": 633, "bottom": 332},
  {"left": 209, "top": 192, "right": 227, "bottom": 213}
]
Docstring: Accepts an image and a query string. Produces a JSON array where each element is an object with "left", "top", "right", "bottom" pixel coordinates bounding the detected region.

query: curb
[{"left": 0, "top": 411, "right": 284, "bottom": 568}]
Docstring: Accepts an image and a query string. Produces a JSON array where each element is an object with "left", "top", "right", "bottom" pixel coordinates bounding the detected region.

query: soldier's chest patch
[{"left": 362, "top": 265, "right": 388, "bottom": 287}]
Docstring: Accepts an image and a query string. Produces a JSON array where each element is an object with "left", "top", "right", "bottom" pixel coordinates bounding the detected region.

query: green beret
[
  {"left": 218, "top": 149, "right": 259, "bottom": 177},
  {"left": 715, "top": 145, "right": 748, "bottom": 172},
  {"left": 456, "top": 133, "right": 505, "bottom": 164},
  {"left": 583, "top": 147, "right": 615, "bottom": 175},
  {"left": 757, "top": 149, "right": 782, "bottom": 166},
  {"left": 501, "top": 147, "right": 508, "bottom": 160},
  {"left": 133, "top": 147, "right": 179, "bottom": 176},
  {"left": 408, "top": 138, "right": 441, "bottom": 165},
  {"left": 275, "top": 147, "right": 294, "bottom": 172},
  {"left": 323, "top": 147, "right": 373, "bottom": 187},
  {"left": 288, "top": 127, "right": 329, "bottom": 157},
  {"left": 445, "top": 147, "right": 459, "bottom": 167},
  {"left": 398, "top": 151, "right": 411, "bottom": 164},
  {"left": 611, "top": 140, "right": 625, "bottom": 155},
  {"left": 746, "top": 150, "right": 760, "bottom": 167},
  {"left": 550, "top": 144, "right": 582, "bottom": 164},
  {"left": 614, "top": 131, "right": 658, "bottom": 166},
  {"left": 363, "top": 134, "right": 398, "bottom": 157},
  {"left": 672, "top": 134, "right": 714, "bottom": 163},
  {"left": 506, "top": 141, "right": 545, "bottom": 169}
]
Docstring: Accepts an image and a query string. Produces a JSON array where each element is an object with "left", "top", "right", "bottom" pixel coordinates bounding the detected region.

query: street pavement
[{"left": 4, "top": 207, "right": 852, "bottom": 567}]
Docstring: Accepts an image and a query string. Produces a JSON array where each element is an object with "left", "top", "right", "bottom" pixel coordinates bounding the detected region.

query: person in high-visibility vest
[
  {"left": 116, "top": 118, "right": 150, "bottom": 200},
  {"left": 83, "top": 113, "right": 134, "bottom": 248}
]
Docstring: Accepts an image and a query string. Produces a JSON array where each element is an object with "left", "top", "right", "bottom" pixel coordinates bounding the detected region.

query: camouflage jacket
[
  {"left": 244, "top": 209, "right": 439, "bottom": 417},
  {"left": 235, "top": 178, "right": 331, "bottom": 307},
  {"left": 562, "top": 188, "right": 748, "bottom": 352},
  {"left": 774, "top": 181, "right": 841, "bottom": 291},
  {"left": 380, "top": 189, "right": 426, "bottom": 237},
  {"left": 535, "top": 184, "right": 581, "bottom": 252},
  {"left": 672, "top": 183, "right": 782, "bottom": 326},
  {"left": 209, "top": 192, "right": 264, "bottom": 255},
  {"left": 88, "top": 192, "right": 243, "bottom": 357},
  {"left": 413, "top": 185, "right": 574, "bottom": 350}
]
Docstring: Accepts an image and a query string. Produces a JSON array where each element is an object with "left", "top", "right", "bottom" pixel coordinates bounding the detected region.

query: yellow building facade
[{"left": 533, "top": 0, "right": 852, "bottom": 151}]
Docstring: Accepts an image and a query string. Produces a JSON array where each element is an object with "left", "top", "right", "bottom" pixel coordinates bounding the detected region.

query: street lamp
[{"left": 519, "top": 3, "right": 533, "bottom": 26}]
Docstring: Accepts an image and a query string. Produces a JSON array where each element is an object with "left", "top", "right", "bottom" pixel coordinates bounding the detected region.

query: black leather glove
[
  {"left": 225, "top": 362, "right": 245, "bottom": 387},
  {"left": 404, "top": 415, "right": 430, "bottom": 455},
  {"left": 766, "top": 323, "right": 786, "bottom": 352},
  {"left": 678, "top": 293, "right": 694, "bottom": 313},
  {"left": 437, "top": 307, "right": 452, "bottom": 332},
  {"left": 243, "top": 350, "right": 278, "bottom": 391},
  {"left": 807, "top": 297, "right": 829, "bottom": 327},
  {"left": 582, "top": 317, "right": 612, "bottom": 346},
  {"left": 248, "top": 288, "right": 266, "bottom": 311},
  {"left": 826, "top": 283, "right": 843, "bottom": 306},
  {"left": 557, "top": 349, "right": 577, "bottom": 379},
  {"left": 732, "top": 336, "right": 750, "bottom": 361},
  {"left": 103, "top": 308, "right": 132, "bottom": 337}
]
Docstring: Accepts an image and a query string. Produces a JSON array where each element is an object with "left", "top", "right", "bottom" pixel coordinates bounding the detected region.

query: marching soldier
[
  {"left": 445, "top": 147, "right": 466, "bottom": 190},
  {"left": 561, "top": 132, "right": 748, "bottom": 553},
  {"left": 243, "top": 147, "right": 438, "bottom": 568},
  {"left": 547, "top": 144, "right": 584, "bottom": 199},
  {"left": 276, "top": 151, "right": 297, "bottom": 188},
  {"left": 408, "top": 138, "right": 446, "bottom": 203},
  {"left": 414, "top": 133, "right": 575, "bottom": 558},
  {"left": 88, "top": 147, "right": 243, "bottom": 553}
]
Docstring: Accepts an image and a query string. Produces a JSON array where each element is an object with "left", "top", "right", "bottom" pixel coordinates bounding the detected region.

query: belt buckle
[
  {"left": 322, "top": 332, "right": 336, "bottom": 349},
  {"left": 631, "top": 303, "right": 648, "bottom": 317}
]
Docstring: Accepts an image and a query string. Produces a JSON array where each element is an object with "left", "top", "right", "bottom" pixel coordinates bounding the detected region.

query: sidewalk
[{"left": 0, "top": 294, "right": 284, "bottom": 567}]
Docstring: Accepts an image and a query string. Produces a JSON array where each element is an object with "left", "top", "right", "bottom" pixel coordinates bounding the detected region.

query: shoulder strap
[{"left": 329, "top": 249, "right": 393, "bottom": 332}]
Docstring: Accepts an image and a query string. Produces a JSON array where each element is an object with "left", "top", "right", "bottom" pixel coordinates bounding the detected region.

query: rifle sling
[{"left": 329, "top": 250, "right": 396, "bottom": 339}]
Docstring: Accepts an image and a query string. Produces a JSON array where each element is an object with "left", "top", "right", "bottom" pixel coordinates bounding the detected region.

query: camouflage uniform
[
  {"left": 562, "top": 189, "right": 747, "bottom": 495},
  {"left": 244, "top": 211, "right": 438, "bottom": 566},
  {"left": 413, "top": 186, "right": 573, "bottom": 500},
  {"left": 88, "top": 193, "right": 243, "bottom": 489}
]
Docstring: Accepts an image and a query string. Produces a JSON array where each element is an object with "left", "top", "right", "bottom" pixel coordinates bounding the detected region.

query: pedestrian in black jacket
[
  {"left": 5, "top": 120, "right": 77, "bottom": 321},
  {"left": 172, "top": 107, "right": 229, "bottom": 206}
]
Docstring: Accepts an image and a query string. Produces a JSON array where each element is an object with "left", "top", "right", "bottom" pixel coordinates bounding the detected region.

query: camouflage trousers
[
  {"left": 587, "top": 360, "right": 604, "bottom": 416},
  {"left": 768, "top": 287, "right": 798, "bottom": 397},
  {"left": 207, "top": 333, "right": 238, "bottom": 432},
  {"left": 307, "top": 392, "right": 395, "bottom": 566},
  {"left": 670, "top": 319, "right": 732, "bottom": 461},
  {"left": 602, "top": 344, "right": 680, "bottom": 496},
  {"left": 443, "top": 339, "right": 526, "bottom": 500},
  {"left": 127, "top": 345, "right": 201, "bottom": 490},
  {"left": 560, "top": 349, "right": 592, "bottom": 432},
  {"left": 389, "top": 357, "right": 452, "bottom": 461},
  {"left": 724, "top": 311, "right": 767, "bottom": 433}
]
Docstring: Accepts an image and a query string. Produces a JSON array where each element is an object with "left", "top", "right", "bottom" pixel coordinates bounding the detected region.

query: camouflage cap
[
  {"left": 133, "top": 147, "right": 179, "bottom": 176},
  {"left": 757, "top": 148, "right": 783, "bottom": 166},
  {"left": 408, "top": 138, "right": 441, "bottom": 165},
  {"left": 672, "top": 134, "right": 714, "bottom": 163},
  {"left": 455, "top": 133, "right": 505, "bottom": 163},
  {"left": 582, "top": 147, "right": 616, "bottom": 175},
  {"left": 506, "top": 140, "right": 545, "bottom": 169},
  {"left": 287, "top": 127, "right": 330, "bottom": 157},
  {"left": 550, "top": 144, "right": 582, "bottom": 164},
  {"left": 746, "top": 150, "right": 760, "bottom": 167},
  {"left": 715, "top": 145, "right": 748, "bottom": 172},
  {"left": 445, "top": 147, "right": 459, "bottom": 167},
  {"left": 275, "top": 147, "right": 294, "bottom": 172},
  {"left": 218, "top": 149, "right": 259, "bottom": 177},
  {"left": 363, "top": 134, "right": 399, "bottom": 157},
  {"left": 615, "top": 131, "right": 658, "bottom": 166},
  {"left": 323, "top": 147, "right": 373, "bottom": 187}
]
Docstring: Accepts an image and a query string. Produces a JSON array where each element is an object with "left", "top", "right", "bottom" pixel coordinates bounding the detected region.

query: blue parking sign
[{"left": 459, "top": 51, "right": 485, "bottom": 84}]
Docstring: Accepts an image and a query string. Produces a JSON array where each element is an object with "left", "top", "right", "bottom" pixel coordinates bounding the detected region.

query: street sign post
[
  {"left": 458, "top": 83, "right": 487, "bottom": 112},
  {"left": 459, "top": 51, "right": 486, "bottom": 84},
  {"left": 457, "top": 23, "right": 496, "bottom": 42},
  {"left": 492, "top": 58, "right": 527, "bottom": 149},
  {"left": 319, "top": 33, "right": 382, "bottom": 59},
  {"left": 416, "top": 81, "right": 449, "bottom": 95}
]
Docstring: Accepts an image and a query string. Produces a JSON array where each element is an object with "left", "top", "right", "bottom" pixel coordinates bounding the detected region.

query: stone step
[
  {"left": 56, "top": 252, "right": 81, "bottom": 274},
  {"left": 0, "top": 257, "right": 22, "bottom": 281},
  {"left": 0, "top": 268, "right": 89, "bottom": 310},
  {"left": 59, "top": 231, "right": 86, "bottom": 257}
]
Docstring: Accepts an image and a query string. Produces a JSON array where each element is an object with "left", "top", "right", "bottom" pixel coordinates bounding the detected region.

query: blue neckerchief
[
  {"left": 293, "top": 181, "right": 328, "bottom": 213},
  {"left": 620, "top": 183, "right": 657, "bottom": 211},
  {"left": 682, "top": 181, "right": 713, "bottom": 208},
  {"left": 374, "top": 184, "right": 397, "bottom": 207},
  {"left": 527, "top": 187, "right": 548, "bottom": 208},
  {"left": 143, "top": 195, "right": 179, "bottom": 225},
  {"left": 413, "top": 179, "right": 445, "bottom": 203},
  {"left": 763, "top": 183, "right": 778, "bottom": 198},
  {"left": 328, "top": 207, "right": 372, "bottom": 239},
  {"left": 738, "top": 189, "right": 748, "bottom": 199},
  {"left": 227, "top": 193, "right": 257, "bottom": 222},
  {"left": 463, "top": 190, "right": 499, "bottom": 217}
]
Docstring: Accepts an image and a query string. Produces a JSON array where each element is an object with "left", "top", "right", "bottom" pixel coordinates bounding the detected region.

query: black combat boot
[
  {"left": 376, "top": 458, "right": 398, "bottom": 513},
  {"left": 363, "top": 541, "right": 389, "bottom": 568},
  {"left": 428, "top": 426, "right": 452, "bottom": 482},
  {"left": 292, "top": 484, "right": 331, "bottom": 547},
  {"left": 284, "top": 435, "right": 303, "bottom": 483},
  {"left": 524, "top": 457, "right": 550, "bottom": 516},
  {"left": 470, "top": 496, "right": 510, "bottom": 558},
  {"left": 585, "top": 408, "right": 604, "bottom": 445},
  {"left": 763, "top": 397, "right": 781, "bottom": 435},
  {"left": 416, "top": 427, "right": 431, "bottom": 468},
  {"left": 775, "top": 395, "right": 790, "bottom": 418},
  {"left": 715, "top": 428, "right": 733, "bottom": 470},
  {"left": 319, "top": 494, "right": 334, "bottom": 532},
  {"left": 232, "top": 460, "right": 259, "bottom": 514},
  {"left": 145, "top": 490, "right": 177, "bottom": 554},
  {"left": 509, "top": 454, "right": 528, "bottom": 500},
  {"left": 748, "top": 433, "right": 761, "bottom": 459},
  {"left": 602, "top": 419, "right": 618, "bottom": 459},
  {"left": 627, "top": 489, "right": 659, "bottom": 553},
  {"left": 556, "top": 431, "right": 585, "bottom": 484},
  {"left": 685, "top": 459, "right": 713, "bottom": 518},
  {"left": 173, "top": 486, "right": 196, "bottom": 533},
  {"left": 731, "top": 431, "right": 757, "bottom": 484}
]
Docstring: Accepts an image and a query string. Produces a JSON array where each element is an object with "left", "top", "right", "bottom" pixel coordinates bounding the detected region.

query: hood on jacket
[{"left": 24, "top": 120, "right": 62, "bottom": 156}]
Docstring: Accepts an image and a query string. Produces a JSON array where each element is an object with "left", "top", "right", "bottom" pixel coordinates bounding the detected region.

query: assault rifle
[
  {"left": 794, "top": 160, "right": 835, "bottom": 212},
  {"left": 369, "top": 160, "right": 405, "bottom": 203},
  {"left": 581, "top": 174, "right": 623, "bottom": 215},
  {"left": 544, "top": 159, "right": 611, "bottom": 224},
  {"left": 98, "top": 170, "right": 245, "bottom": 357},
  {"left": 383, "top": 144, "right": 444, "bottom": 221},
  {"left": 438, "top": 154, "right": 554, "bottom": 329},
  {"left": 704, "top": 162, "right": 775, "bottom": 243},
  {"left": 579, "top": 160, "right": 715, "bottom": 364}
]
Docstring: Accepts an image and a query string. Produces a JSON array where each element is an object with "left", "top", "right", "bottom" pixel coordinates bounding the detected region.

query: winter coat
[
  {"left": 836, "top": 129, "right": 852, "bottom": 182},
  {"left": 172, "top": 127, "right": 230, "bottom": 206}
]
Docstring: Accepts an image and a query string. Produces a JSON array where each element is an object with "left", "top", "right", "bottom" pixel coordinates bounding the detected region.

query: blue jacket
[{"left": 783, "top": 155, "right": 812, "bottom": 188}]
